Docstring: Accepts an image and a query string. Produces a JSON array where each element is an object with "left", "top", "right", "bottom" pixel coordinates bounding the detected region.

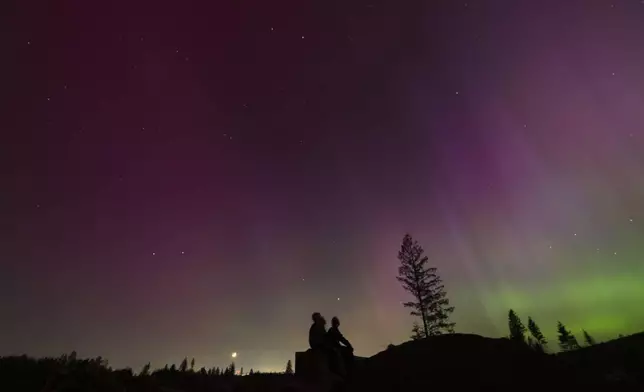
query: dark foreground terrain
[{"left": 2, "top": 333, "right": 643, "bottom": 392}]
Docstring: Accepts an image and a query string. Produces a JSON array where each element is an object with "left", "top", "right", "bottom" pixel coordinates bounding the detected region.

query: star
[
  {"left": 181, "top": 251, "right": 185, "bottom": 255},
  {"left": 27, "top": 41, "right": 31, "bottom": 45},
  {"left": 549, "top": 245, "right": 552, "bottom": 249},
  {"left": 629, "top": 218, "right": 633, "bottom": 222},
  {"left": 573, "top": 233, "right": 577, "bottom": 236},
  {"left": 270, "top": 27, "right": 274, "bottom": 31},
  {"left": 455, "top": 91, "right": 459, "bottom": 95},
  {"left": 337, "top": 297, "right": 340, "bottom": 301},
  {"left": 152, "top": 252, "right": 156, "bottom": 256},
  {"left": 301, "top": 35, "right": 305, "bottom": 39}
]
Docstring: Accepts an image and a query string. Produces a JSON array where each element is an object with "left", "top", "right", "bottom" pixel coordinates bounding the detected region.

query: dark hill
[
  {"left": 348, "top": 333, "right": 608, "bottom": 391},
  {"left": 557, "top": 332, "right": 644, "bottom": 384}
]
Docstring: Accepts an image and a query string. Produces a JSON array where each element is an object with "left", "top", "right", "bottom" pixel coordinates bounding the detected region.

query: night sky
[{"left": 3, "top": 0, "right": 644, "bottom": 372}]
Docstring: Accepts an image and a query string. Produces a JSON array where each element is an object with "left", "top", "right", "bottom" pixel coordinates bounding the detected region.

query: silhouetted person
[
  {"left": 327, "top": 316, "right": 354, "bottom": 378},
  {"left": 309, "top": 312, "right": 327, "bottom": 350},
  {"left": 308, "top": 312, "right": 340, "bottom": 379},
  {"left": 327, "top": 317, "right": 353, "bottom": 351}
]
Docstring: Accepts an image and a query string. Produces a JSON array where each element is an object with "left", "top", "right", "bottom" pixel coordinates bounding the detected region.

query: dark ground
[{"left": 2, "top": 333, "right": 643, "bottom": 391}]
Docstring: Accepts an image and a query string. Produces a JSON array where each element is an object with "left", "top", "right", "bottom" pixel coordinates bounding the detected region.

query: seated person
[
  {"left": 326, "top": 316, "right": 354, "bottom": 377},
  {"left": 309, "top": 312, "right": 327, "bottom": 350}
]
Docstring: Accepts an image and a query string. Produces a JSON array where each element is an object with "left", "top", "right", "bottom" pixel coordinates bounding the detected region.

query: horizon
[
  {"left": 3, "top": 0, "right": 644, "bottom": 373},
  {"left": 3, "top": 329, "right": 640, "bottom": 373}
]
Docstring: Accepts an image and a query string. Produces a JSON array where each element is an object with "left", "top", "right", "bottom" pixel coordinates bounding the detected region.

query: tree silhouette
[
  {"left": 170, "top": 364, "right": 176, "bottom": 372},
  {"left": 557, "top": 321, "right": 580, "bottom": 351},
  {"left": 179, "top": 357, "right": 188, "bottom": 372},
  {"left": 527, "top": 317, "right": 548, "bottom": 351},
  {"left": 190, "top": 358, "right": 195, "bottom": 372},
  {"left": 249, "top": 368, "right": 254, "bottom": 375},
  {"left": 140, "top": 362, "right": 151, "bottom": 376},
  {"left": 508, "top": 309, "right": 527, "bottom": 343},
  {"left": 582, "top": 329, "right": 596, "bottom": 346},
  {"left": 285, "top": 359, "right": 294, "bottom": 375},
  {"left": 396, "top": 233, "right": 455, "bottom": 337},
  {"left": 410, "top": 322, "right": 425, "bottom": 340},
  {"left": 240, "top": 367, "right": 244, "bottom": 376},
  {"left": 228, "top": 362, "right": 236, "bottom": 376}
]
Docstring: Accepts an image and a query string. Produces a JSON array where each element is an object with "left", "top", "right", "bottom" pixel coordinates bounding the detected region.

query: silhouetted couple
[{"left": 308, "top": 312, "right": 354, "bottom": 379}]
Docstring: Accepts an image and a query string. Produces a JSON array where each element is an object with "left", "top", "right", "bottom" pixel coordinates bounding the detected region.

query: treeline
[
  {"left": 507, "top": 309, "right": 601, "bottom": 352},
  {"left": 0, "top": 353, "right": 290, "bottom": 392}
]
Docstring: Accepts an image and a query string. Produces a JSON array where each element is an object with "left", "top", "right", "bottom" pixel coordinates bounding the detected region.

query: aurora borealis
[{"left": 3, "top": 0, "right": 644, "bottom": 373}]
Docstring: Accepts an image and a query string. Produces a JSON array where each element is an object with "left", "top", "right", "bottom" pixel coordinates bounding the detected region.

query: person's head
[
  {"left": 312, "top": 312, "right": 326, "bottom": 325},
  {"left": 332, "top": 316, "right": 340, "bottom": 327}
]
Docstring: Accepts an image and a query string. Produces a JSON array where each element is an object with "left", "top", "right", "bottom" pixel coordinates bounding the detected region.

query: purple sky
[{"left": 3, "top": 0, "right": 644, "bottom": 372}]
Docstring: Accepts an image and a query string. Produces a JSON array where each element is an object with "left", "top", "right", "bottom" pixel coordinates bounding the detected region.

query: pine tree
[
  {"left": 396, "top": 234, "right": 455, "bottom": 337},
  {"left": 179, "top": 357, "right": 188, "bottom": 372},
  {"left": 285, "top": 359, "right": 294, "bottom": 375},
  {"left": 190, "top": 358, "right": 195, "bottom": 371},
  {"left": 582, "top": 329, "right": 596, "bottom": 346},
  {"left": 249, "top": 368, "right": 254, "bottom": 375},
  {"left": 170, "top": 364, "right": 177, "bottom": 372},
  {"left": 527, "top": 317, "right": 547, "bottom": 351},
  {"left": 557, "top": 321, "right": 580, "bottom": 351},
  {"left": 140, "top": 362, "right": 151, "bottom": 376},
  {"left": 229, "top": 362, "right": 236, "bottom": 376},
  {"left": 508, "top": 309, "right": 527, "bottom": 343},
  {"left": 527, "top": 317, "right": 547, "bottom": 346}
]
